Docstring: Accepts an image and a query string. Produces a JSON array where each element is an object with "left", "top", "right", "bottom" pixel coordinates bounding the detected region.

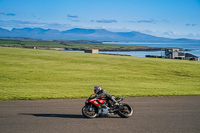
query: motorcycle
[{"left": 82, "top": 93, "right": 133, "bottom": 118}]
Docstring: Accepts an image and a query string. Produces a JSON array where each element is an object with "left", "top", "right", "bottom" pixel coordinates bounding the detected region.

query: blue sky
[{"left": 0, "top": 0, "right": 200, "bottom": 39}]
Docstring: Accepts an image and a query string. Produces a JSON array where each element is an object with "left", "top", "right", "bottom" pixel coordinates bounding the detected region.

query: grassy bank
[
  {"left": 0, "top": 47, "right": 200, "bottom": 100},
  {"left": 0, "top": 39, "right": 161, "bottom": 51}
]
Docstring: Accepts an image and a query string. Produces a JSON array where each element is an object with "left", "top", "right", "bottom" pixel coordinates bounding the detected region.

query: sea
[{"left": 65, "top": 42, "right": 200, "bottom": 58}]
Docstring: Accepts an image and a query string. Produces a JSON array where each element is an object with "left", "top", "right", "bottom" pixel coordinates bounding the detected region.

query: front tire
[
  {"left": 82, "top": 105, "right": 97, "bottom": 118},
  {"left": 118, "top": 103, "right": 133, "bottom": 118}
]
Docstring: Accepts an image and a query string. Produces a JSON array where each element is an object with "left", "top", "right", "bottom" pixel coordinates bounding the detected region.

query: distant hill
[{"left": 0, "top": 27, "right": 200, "bottom": 43}]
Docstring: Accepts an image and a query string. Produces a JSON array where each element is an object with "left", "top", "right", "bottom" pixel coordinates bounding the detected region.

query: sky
[{"left": 0, "top": 0, "right": 200, "bottom": 39}]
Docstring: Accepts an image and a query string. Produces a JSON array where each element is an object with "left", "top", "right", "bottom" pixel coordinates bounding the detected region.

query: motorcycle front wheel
[
  {"left": 118, "top": 103, "right": 133, "bottom": 118},
  {"left": 82, "top": 106, "right": 97, "bottom": 118}
]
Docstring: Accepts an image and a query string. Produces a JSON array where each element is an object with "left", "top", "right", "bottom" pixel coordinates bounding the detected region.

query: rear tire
[
  {"left": 82, "top": 106, "right": 97, "bottom": 118},
  {"left": 118, "top": 103, "right": 133, "bottom": 118}
]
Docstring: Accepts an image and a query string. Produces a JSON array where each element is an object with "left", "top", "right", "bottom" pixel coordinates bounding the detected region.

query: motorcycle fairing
[{"left": 88, "top": 99, "right": 106, "bottom": 107}]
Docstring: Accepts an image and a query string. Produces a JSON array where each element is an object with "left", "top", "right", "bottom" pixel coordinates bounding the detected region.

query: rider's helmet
[{"left": 94, "top": 86, "right": 102, "bottom": 94}]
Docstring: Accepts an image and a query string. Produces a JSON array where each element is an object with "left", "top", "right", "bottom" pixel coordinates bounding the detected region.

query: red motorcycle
[{"left": 82, "top": 93, "right": 133, "bottom": 118}]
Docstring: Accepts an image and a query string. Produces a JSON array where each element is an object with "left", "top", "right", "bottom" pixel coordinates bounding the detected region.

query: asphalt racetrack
[{"left": 0, "top": 96, "right": 200, "bottom": 133}]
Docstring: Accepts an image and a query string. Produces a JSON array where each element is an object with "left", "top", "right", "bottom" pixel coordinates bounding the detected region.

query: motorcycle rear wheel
[
  {"left": 82, "top": 106, "right": 97, "bottom": 118},
  {"left": 118, "top": 103, "right": 133, "bottom": 118}
]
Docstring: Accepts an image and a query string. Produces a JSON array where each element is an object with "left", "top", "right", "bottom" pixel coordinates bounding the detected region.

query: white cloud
[
  {"left": 185, "top": 23, "right": 197, "bottom": 26},
  {"left": 0, "top": 20, "right": 72, "bottom": 31},
  {"left": 138, "top": 29, "right": 200, "bottom": 39},
  {"left": 0, "top": 11, "right": 16, "bottom": 16},
  {"left": 67, "top": 14, "right": 78, "bottom": 18},
  {"left": 128, "top": 19, "right": 156, "bottom": 24},
  {"left": 160, "top": 31, "right": 200, "bottom": 39},
  {"left": 95, "top": 19, "right": 117, "bottom": 23}
]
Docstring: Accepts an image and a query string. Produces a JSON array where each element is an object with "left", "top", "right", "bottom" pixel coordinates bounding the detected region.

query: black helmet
[{"left": 94, "top": 86, "right": 102, "bottom": 94}]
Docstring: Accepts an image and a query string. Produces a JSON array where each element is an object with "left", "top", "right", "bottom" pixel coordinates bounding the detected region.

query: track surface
[{"left": 0, "top": 96, "right": 200, "bottom": 133}]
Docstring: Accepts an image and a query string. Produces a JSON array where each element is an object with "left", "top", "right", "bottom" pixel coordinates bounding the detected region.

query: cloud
[
  {"left": 161, "top": 19, "right": 170, "bottom": 23},
  {"left": 157, "top": 31, "right": 200, "bottom": 39},
  {"left": 67, "top": 14, "right": 80, "bottom": 22},
  {"left": 70, "top": 19, "right": 80, "bottom": 22},
  {"left": 136, "top": 29, "right": 200, "bottom": 39},
  {"left": 0, "top": 20, "right": 72, "bottom": 31},
  {"left": 141, "top": 29, "right": 158, "bottom": 34},
  {"left": 128, "top": 19, "right": 156, "bottom": 23},
  {"left": 137, "top": 20, "right": 155, "bottom": 23},
  {"left": 95, "top": 19, "right": 117, "bottom": 23},
  {"left": 31, "top": 14, "right": 37, "bottom": 19},
  {"left": 129, "top": 19, "right": 156, "bottom": 24},
  {"left": 67, "top": 14, "right": 78, "bottom": 18},
  {"left": 191, "top": 24, "right": 197, "bottom": 26},
  {"left": 185, "top": 23, "right": 197, "bottom": 26},
  {"left": 0, "top": 11, "right": 16, "bottom": 16},
  {"left": 163, "top": 31, "right": 177, "bottom": 36}
]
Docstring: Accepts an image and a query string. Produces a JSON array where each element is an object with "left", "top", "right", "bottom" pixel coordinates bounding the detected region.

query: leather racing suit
[{"left": 92, "top": 89, "right": 117, "bottom": 110}]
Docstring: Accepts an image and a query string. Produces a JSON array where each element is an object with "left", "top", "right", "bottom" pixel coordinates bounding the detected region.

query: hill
[
  {"left": 1, "top": 27, "right": 200, "bottom": 43},
  {"left": 0, "top": 47, "right": 200, "bottom": 100}
]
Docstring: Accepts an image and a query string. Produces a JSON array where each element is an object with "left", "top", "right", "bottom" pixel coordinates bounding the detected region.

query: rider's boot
[
  {"left": 98, "top": 107, "right": 109, "bottom": 116},
  {"left": 98, "top": 108, "right": 103, "bottom": 116}
]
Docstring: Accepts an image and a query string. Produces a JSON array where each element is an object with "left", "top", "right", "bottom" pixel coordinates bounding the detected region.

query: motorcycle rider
[{"left": 93, "top": 85, "right": 118, "bottom": 115}]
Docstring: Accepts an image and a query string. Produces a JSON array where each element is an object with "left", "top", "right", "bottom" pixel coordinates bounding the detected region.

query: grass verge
[{"left": 0, "top": 47, "right": 200, "bottom": 100}]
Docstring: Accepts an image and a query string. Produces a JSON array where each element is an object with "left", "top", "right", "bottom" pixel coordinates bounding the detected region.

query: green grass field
[{"left": 0, "top": 47, "right": 200, "bottom": 100}]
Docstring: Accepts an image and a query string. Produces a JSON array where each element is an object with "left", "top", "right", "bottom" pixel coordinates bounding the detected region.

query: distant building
[
  {"left": 185, "top": 53, "right": 199, "bottom": 61},
  {"left": 146, "top": 48, "right": 199, "bottom": 61},
  {"left": 165, "top": 48, "right": 185, "bottom": 59},
  {"left": 85, "top": 49, "right": 99, "bottom": 54}
]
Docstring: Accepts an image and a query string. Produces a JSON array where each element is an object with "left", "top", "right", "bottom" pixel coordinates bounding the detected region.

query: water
[
  {"left": 99, "top": 50, "right": 162, "bottom": 57},
  {"left": 103, "top": 42, "right": 200, "bottom": 58},
  {"left": 65, "top": 43, "right": 200, "bottom": 58}
]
